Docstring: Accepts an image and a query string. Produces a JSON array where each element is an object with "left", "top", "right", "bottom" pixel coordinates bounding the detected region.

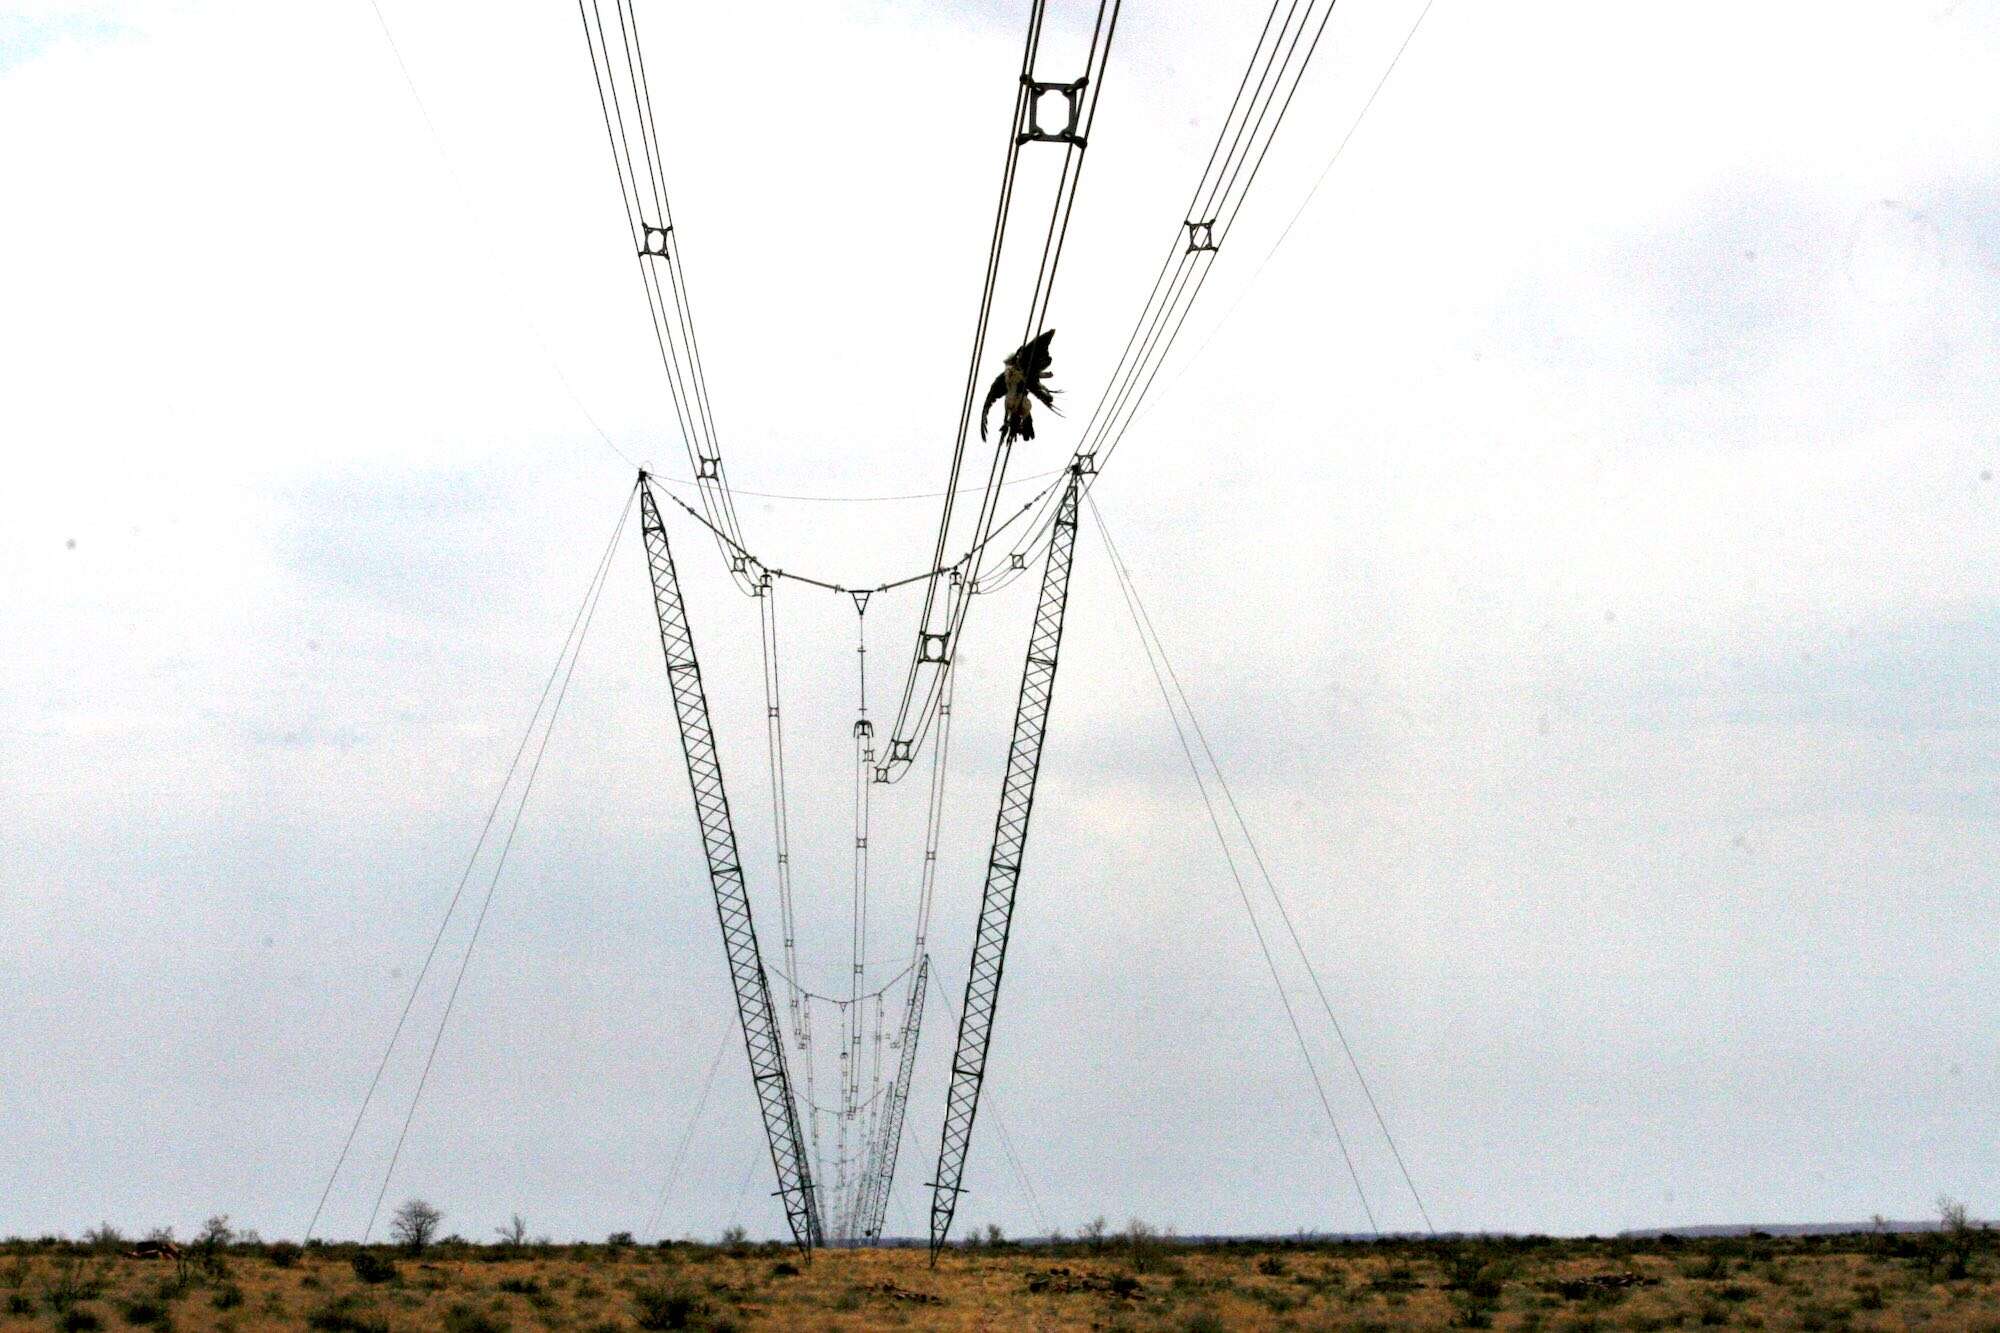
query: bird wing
[
  {"left": 980, "top": 370, "right": 1007, "bottom": 441},
  {"left": 1016, "top": 328, "right": 1056, "bottom": 378}
]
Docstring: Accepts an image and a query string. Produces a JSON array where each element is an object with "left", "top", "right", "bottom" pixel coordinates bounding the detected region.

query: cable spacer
[
  {"left": 640, "top": 224, "right": 672, "bottom": 257},
  {"left": 919, "top": 632, "right": 949, "bottom": 664},
  {"left": 1185, "top": 219, "right": 1219, "bottom": 253},
  {"left": 697, "top": 455, "right": 720, "bottom": 480},
  {"left": 731, "top": 553, "right": 750, "bottom": 575},
  {"left": 1010, "top": 551, "right": 1027, "bottom": 570},
  {"left": 1018, "top": 76, "right": 1088, "bottom": 147},
  {"left": 1077, "top": 452, "right": 1099, "bottom": 476}
]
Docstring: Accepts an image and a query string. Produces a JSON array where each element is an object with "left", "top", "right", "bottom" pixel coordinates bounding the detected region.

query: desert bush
[
  {"left": 1935, "top": 1196, "right": 1976, "bottom": 1280},
  {"left": 119, "top": 1297, "right": 169, "bottom": 1326},
  {"left": 59, "top": 1308, "right": 104, "bottom": 1333},
  {"left": 210, "top": 1283, "right": 244, "bottom": 1310},
  {"left": 390, "top": 1200, "right": 443, "bottom": 1255},
  {"left": 632, "top": 1281, "right": 707, "bottom": 1330},
  {"left": 266, "top": 1241, "right": 301, "bottom": 1268},
  {"left": 81, "top": 1225, "right": 125, "bottom": 1255},
  {"left": 768, "top": 1260, "right": 800, "bottom": 1278},
  {"left": 45, "top": 1259, "right": 103, "bottom": 1312},
  {"left": 305, "top": 1294, "right": 390, "bottom": 1333},
  {"left": 496, "top": 1277, "right": 542, "bottom": 1296},
  {"left": 7, "top": 1293, "right": 36, "bottom": 1315},
  {"left": 1255, "top": 1253, "right": 1288, "bottom": 1276},
  {"left": 441, "top": 1301, "right": 509, "bottom": 1333},
  {"left": 1183, "top": 1312, "right": 1227, "bottom": 1333},
  {"left": 349, "top": 1252, "right": 398, "bottom": 1285}
]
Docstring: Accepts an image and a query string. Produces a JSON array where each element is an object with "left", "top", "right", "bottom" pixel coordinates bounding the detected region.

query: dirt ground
[{"left": 4, "top": 1229, "right": 1998, "bottom": 1331}]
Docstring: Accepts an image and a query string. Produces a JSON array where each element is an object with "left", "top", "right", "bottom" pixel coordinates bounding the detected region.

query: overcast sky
[{"left": 2, "top": 0, "right": 1996, "bottom": 1245}]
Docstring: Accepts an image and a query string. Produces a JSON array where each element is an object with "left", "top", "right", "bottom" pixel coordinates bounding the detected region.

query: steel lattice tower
[
  {"left": 637, "top": 475, "right": 824, "bottom": 1253},
  {"left": 928, "top": 470, "right": 1083, "bottom": 1258}
]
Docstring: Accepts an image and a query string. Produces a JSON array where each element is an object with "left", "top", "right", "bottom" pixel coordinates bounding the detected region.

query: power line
[
  {"left": 642, "top": 1016, "right": 737, "bottom": 1241},
  {"left": 1092, "top": 494, "right": 1436, "bottom": 1236},
  {"left": 1088, "top": 490, "right": 1381, "bottom": 1238},
  {"left": 1144, "top": 0, "right": 1446, "bottom": 424},
  {"left": 363, "top": 490, "right": 635, "bottom": 1240},
  {"left": 927, "top": 965, "right": 1052, "bottom": 1241},
  {"left": 304, "top": 484, "right": 635, "bottom": 1242},
  {"left": 982, "top": 0, "right": 1441, "bottom": 581},
  {"left": 357, "top": 0, "right": 638, "bottom": 473}
]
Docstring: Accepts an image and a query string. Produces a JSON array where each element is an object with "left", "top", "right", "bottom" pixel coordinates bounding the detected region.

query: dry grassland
[{"left": 4, "top": 1229, "right": 1997, "bottom": 1331}]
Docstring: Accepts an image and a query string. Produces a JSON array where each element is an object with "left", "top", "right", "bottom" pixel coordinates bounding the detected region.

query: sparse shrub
[
  {"left": 266, "top": 1242, "right": 301, "bottom": 1268},
  {"left": 1794, "top": 1302, "right": 1851, "bottom": 1332},
  {"left": 1936, "top": 1195, "right": 1976, "bottom": 1280},
  {"left": 59, "top": 1308, "right": 104, "bottom": 1333},
  {"left": 768, "top": 1261, "right": 800, "bottom": 1278},
  {"left": 1683, "top": 1251, "right": 1729, "bottom": 1281},
  {"left": 632, "top": 1282, "right": 706, "bottom": 1330},
  {"left": 1854, "top": 1282, "right": 1884, "bottom": 1310},
  {"left": 7, "top": 1293, "right": 36, "bottom": 1315},
  {"left": 119, "top": 1297, "right": 168, "bottom": 1326},
  {"left": 306, "top": 1294, "right": 390, "bottom": 1333},
  {"left": 390, "top": 1200, "right": 443, "bottom": 1255},
  {"left": 442, "top": 1302, "right": 509, "bottom": 1333},
  {"left": 1716, "top": 1283, "right": 1754, "bottom": 1303},
  {"left": 44, "top": 1260, "right": 103, "bottom": 1312},
  {"left": 82, "top": 1225, "right": 124, "bottom": 1255},
  {"left": 349, "top": 1252, "right": 398, "bottom": 1285},
  {"left": 1255, "top": 1253, "right": 1287, "bottom": 1276},
  {"left": 496, "top": 1277, "right": 542, "bottom": 1296},
  {"left": 1183, "top": 1312, "right": 1227, "bottom": 1333},
  {"left": 607, "top": 1232, "right": 636, "bottom": 1250},
  {"left": 494, "top": 1208, "right": 528, "bottom": 1248},
  {"left": 210, "top": 1283, "right": 244, "bottom": 1311}
]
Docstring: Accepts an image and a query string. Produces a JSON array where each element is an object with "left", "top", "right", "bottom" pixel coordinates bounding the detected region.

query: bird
[{"left": 981, "top": 329, "right": 1058, "bottom": 443}]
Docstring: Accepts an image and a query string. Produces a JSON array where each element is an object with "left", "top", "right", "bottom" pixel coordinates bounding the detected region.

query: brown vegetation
[{"left": 1, "top": 1225, "right": 1996, "bottom": 1330}]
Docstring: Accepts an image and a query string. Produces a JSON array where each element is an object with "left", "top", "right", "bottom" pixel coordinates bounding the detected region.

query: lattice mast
[
  {"left": 636, "top": 474, "right": 823, "bottom": 1253},
  {"left": 928, "top": 470, "right": 1084, "bottom": 1258},
  {"left": 857, "top": 954, "right": 930, "bottom": 1240}
]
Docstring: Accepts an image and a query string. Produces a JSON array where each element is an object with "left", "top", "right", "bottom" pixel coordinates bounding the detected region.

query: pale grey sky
[{"left": 2, "top": 0, "right": 1996, "bottom": 1244}]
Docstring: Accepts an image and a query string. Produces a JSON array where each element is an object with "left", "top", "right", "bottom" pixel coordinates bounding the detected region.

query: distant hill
[{"left": 1618, "top": 1221, "right": 1978, "bottom": 1238}]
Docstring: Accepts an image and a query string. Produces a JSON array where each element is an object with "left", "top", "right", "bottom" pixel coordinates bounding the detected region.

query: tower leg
[
  {"left": 928, "top": 471, "right": 1083, "bottom": 1259},
  {"left": 637, "top": 475, "right": 823, "bottom": 1252}
]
